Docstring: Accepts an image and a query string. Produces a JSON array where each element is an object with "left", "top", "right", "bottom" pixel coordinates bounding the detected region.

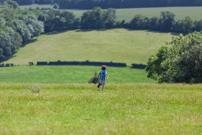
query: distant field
[
  {"left": 19, "top": 4, "right": 53, "bottom": 9},
  {"left": 20, "top": 5, "right": 202, "bottom": 21},
  {"left": 67, "top": 6, "right": 202, "bottom": 21},
  {"left": 0, "top": 66, "right": 155, "bottom": 83},
  {"left": 5, "top": 29, "right": 174, "bottom": 66},
  {"left": 0, "top": 83, "right": 201, "bottom": 134},
  {"left": 114, "top": 7, "right": 202, "bottom": 21}
]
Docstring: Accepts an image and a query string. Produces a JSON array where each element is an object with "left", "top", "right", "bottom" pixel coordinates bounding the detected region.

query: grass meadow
[
  {"left": 2, "top": 5, "right": 202, "bottom": 135},
  {"left": 67, "top": 6, "right": 202, "bottom": 21},
  {"left": 19, "top": 4, "right": 53, "bottom": 9},
  {"left": 20, "top": 5, "right": 202, "bottom": 21},
  {"left": 2, "top": 29, "right": 173, "bottom": 84},
  {"left": 0, "top": 83, "right": 201, "bottom": 134},
  {"left": 4, "top": 5, "right": 201, "bottom": 135},
  {"left": 0, "top": 66, "right": 155, "bottom": 83},
  {"left": 5, "top": 29, "right": 174, "bottom": 66}
]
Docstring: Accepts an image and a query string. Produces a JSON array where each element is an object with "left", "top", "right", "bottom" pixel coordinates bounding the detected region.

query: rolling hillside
[
  {"left": 1, "top": 28, "right": 175, "bottom": 83},
  {"left": 5, "top": 29, "right": 175, "bottom": 66}
]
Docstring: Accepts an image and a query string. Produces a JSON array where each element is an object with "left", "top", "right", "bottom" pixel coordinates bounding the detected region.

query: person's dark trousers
[{"left": 97, "top": 83, "right": 101, "bottom": 88}]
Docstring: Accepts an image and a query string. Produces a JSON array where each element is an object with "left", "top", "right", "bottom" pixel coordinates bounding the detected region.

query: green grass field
[
  {"left": 2, "top": 29, "right": 174, "bottom": 84},
  {"left": 19, "top": 4, "right": 53, "bottom": 9},
  {"left": 0, "top": 66, "right": 155, "bottom": 83},
  {"left": 67, "top": 6, "right": 202, "bottom": 21},
  {"left": 0, "top": 83, "right": 201, "bottom": 134},
  {"left": 5, "top": 29, "right": 174, "bottom": 66},
  {"left": 115, "top": 6, "right": 202, "bottom": 21},
  {"left": 2, "top": 6, "right": 202, "bottom": 135},
  {"left": 20, "top": 5, "right": 202, "bottom": 22}
]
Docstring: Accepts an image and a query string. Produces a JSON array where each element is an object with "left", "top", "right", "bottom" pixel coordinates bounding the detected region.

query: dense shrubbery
[
  {"left": 0, "top": 0, "right": 44, "bottom": 59},
  {"left": 0, "top": 25, "right": 22, "bottom": 58},
  {"left": 146, "top": 32, "right": 202, "bottom": 83},
  {"left": 42, "top": 9, "right": 79, "bottom": 32},
  {"left": 81, "top": 7, "right": 116, "bottom": 29}
]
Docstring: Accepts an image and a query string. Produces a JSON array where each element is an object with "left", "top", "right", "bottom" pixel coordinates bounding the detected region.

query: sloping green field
[
  {"left": 2, "top": 29, "right": 174, "bottom": 84},
  {"left": 5, "top": 29, "right": 174, "bottom": 66},
  {"left": 0, "top": 83, "right": 201, "bottom": 135}
]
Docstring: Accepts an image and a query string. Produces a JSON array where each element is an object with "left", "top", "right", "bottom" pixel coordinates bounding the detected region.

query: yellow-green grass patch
[{"left": 0, "top": 83, "right": 201, "bottom": 134}]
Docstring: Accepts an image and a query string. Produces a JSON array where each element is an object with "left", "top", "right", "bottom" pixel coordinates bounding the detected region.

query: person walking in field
[{"left": 97, "top": 65, "right": 108, "bottom": 90}]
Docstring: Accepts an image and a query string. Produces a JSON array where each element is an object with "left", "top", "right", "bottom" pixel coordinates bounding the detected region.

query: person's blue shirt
[{"left": 99, "top": 70, "right": 107, "bottom": 80}]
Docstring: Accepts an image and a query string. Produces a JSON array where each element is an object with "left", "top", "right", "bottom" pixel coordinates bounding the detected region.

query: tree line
[
  {"left": 2, "top": 0, "right": 202, "bottom": 9},
  {"left": 56, "top": 0, "right": 202, "bottom": 9},
  {"left": 0, "top": 0, "right": 53, "bottom": 5},
  {"left": 0, "top": 0, "right": 44, "bottom": 59}
]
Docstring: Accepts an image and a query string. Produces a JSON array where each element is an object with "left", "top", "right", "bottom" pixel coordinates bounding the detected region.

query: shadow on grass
[
  {"left": 45, "top": 28, "right": 180, "bottom": 36},
  {"left": 126, "top": 28, "right": 179, "bottom": 36},
  {"left": 0, "top": 39, "right": 38, "bottom": 64},
  {"left": 46, "top": 29, "right": 70, "bottom": 35},
  {"left": 0, "top": 55, "right": 15, "bottom": 64},
  {"left": 46, "top": 28, "right": 80, "bottom": 35},
  {"left": 21, "top": 38, "right": 37, "bottom": 47},
  {"left": 75, "top": 28, "right": 110, "bottom": 32}
]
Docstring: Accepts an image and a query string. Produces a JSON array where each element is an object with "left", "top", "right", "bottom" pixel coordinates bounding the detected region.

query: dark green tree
[
  {"left": 158, "top": 11, "right": 175, "bottom": 32},
  {"left": 42, "top": 9, "right": 78, "bottom": 32},
  {"left": 130, "top": 14, "right": 149, "bottom": 29},
  {"left": 146, "top": 32, "right": 202, "bottom": 83},
  {"left": 174, "top": 16, "right": 194, "bottom": 33},
  {"left": 193, "top": 19, "right": 202, "bottom": 32},
  {"left": 12, "top": 19, "right": 32, "bottom": 42},
  {"left": 81, "top": 7, "right": 104, "bottom": 29},
  {"left": 0, "top": 25, "right": 22, "bottom": 59},
  {"left": 81, "top": 7, "right": 116, "bottom": 29},
  {"left": 148, "top": 17, "right": 159, "bottom": 30},
  {"left": 145, "top": 46, "right": 169, "bottom": 80},
  {"left": 103, "top": 8, "right": 116, "bottom": 28}
]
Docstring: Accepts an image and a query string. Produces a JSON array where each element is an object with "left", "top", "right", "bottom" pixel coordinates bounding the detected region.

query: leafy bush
[
  {"left": 146, "top": 32, "right": 202, "bottom": 83},
  {"left": 88, "top": 72, "right": 99, "bottom": 84}
]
